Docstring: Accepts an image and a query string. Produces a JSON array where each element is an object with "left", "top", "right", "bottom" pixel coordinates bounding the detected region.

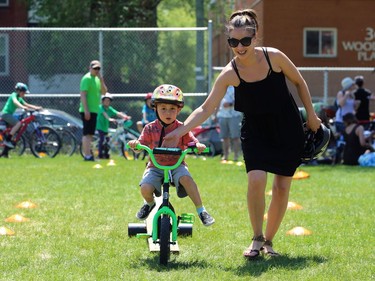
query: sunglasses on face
[
  {"left": 92, "top": 67, "right": 101, "bottom": 70},
  {"left": 227, "top": 36, "right": 253, "bottom": 48}
]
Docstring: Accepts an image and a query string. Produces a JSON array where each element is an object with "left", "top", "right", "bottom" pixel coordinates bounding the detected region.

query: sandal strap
[
  {"left": 264, "top": 240, "right": 273, "bottom": 247},
  {"left": 252, "top": 235, "right": 265, "bottom": 242}
]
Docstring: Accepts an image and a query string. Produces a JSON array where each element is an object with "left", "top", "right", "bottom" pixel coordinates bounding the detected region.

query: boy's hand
[
  {"left": 127, "top": 140, "right": 140, "bottom": 150},
  {"left": 195, "top": 142, "right": 206, "bottom": 154}
]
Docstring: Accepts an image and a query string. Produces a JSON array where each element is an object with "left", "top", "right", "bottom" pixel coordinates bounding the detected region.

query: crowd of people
[{"left": 331, "top": 76, "right": 374, "bottom": 166}]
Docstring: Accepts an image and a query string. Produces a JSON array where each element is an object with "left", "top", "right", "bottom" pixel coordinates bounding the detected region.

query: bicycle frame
[{"left": 1, "top": 111, "right": 36, "bottom": 142}]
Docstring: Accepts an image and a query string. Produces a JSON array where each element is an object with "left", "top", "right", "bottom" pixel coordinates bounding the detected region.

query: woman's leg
[{"left": 244, "top": 170, "right": 267, "bottom": 258}]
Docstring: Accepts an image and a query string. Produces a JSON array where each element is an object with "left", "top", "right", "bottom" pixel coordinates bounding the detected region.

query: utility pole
[{"left": 195, "top": 0, "right": 205, "bottom": 94}]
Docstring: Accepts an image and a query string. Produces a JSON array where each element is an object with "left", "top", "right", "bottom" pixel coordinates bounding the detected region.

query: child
[
  {"left": 136, "top": 92, "right": 156, "bottom": 133},
  {"left": 127, "top": 84, "right": 215, "bottom": 226},
  {"left": 1, "top": 82, "right": 42, "bottom": 149},
  {"left": 96, "top": 93, "right": 130, "bottom": 159}
]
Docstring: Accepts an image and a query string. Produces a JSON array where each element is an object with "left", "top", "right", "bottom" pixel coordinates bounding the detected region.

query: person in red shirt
[{"left": 127, "top": 84, "right": 215, "bottom": 226}]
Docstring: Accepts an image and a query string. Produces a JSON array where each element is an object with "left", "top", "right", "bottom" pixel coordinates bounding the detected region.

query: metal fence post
[{"left": 208, "top": 20, "right": 213, "bottom": 93}]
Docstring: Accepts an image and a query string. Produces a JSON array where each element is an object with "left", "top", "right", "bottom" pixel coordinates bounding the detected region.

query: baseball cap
[
  {"left": 90, "top": 60, "right": 101, "bottom": 68},
  {"left": 341, "top": 77, "right": 355, "bottom": 91},
  {"left": 354, "top": 75, "right": 364, "bottom": 83}
]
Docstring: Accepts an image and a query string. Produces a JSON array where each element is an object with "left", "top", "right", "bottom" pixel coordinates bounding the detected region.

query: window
[
  {"left": 0, "top": 34, "right": 9, "bottom": 75},
  {"left": 304, "top": 28, "right": 337, "bottom": 57},
  {"left": 0, "top": 0, "right": 9, "bottom": 7}
]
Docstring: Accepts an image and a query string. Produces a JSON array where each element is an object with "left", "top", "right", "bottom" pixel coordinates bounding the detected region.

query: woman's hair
[
  {"left": 226, "top": 9, "right": 258, "bottom": 35},
  {"left": 343, "top": 113, "right": 358, "bottom": 125}
]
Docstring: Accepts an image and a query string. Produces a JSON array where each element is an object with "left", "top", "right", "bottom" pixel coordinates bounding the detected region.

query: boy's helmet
[
  {"left": 152, "top": 84, "right": 184, "bottom": 108},
  {"left": 101, "top": 92, "right": 113, "bottom": 101},
  {"left": 301, "top": 123, "right": 331, "bottom": 163},
  {"left": 15, "top": 82, "right": 30, "bottom": 93}
]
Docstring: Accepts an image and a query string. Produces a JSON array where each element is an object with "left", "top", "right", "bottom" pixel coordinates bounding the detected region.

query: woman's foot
[
  {"left": 261, "top": 240, "right": 280, "bottom": 257},
  {"left": 243, "top": 235, "right": 265, "bottom": 259}
]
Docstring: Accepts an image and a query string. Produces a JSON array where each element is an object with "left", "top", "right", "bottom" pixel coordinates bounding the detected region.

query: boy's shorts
[
  {"left": 139, "top": 165, "right": 191, "bottom": 198},
  {"left": 1, "top": 113, "right": 19, "bottom": 126}
]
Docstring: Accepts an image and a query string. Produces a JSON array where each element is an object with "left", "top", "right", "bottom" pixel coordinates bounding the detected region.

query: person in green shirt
[
  {"left": 96, "top": 93, "right": 131, "bottom": 159},
  {"left": 1, "top": 82, "right": 42, "bottom": 150},
  {"left": 79, "top": 60, "right": 107, "bottom": 161}
]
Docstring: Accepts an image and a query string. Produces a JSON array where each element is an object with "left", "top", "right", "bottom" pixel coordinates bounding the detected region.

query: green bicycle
[{"left": 127, "top": 143, "right": 209, "bottom": 266}]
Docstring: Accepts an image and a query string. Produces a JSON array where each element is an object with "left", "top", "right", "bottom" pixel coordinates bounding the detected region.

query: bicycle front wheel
[
  {"left": 159, "top": 215, "right": 171, "bottom": 266},
  {"left": 59, "top": 129, "right": 77, "bottom": 156},
  {"left": 30, "top": 126, "right": 61, "bottom": 158}
]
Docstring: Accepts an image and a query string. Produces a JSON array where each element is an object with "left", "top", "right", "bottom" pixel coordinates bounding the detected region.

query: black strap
[
  {"left": 158, "top": 126, "right": 165, "bottom": 147},
  {"left": 231, "top": 59, "right": 245, "bottom": 82},
  {"left": 262, "top": 47, "right": 273, "bottom": 76}
]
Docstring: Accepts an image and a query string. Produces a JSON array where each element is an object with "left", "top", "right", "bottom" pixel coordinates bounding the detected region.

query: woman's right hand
[{"left": 162, "top": 131, "right": 180, "bottom": 147}]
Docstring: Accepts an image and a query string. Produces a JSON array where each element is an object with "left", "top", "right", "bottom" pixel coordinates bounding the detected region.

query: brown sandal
[
  {"left": 261, "top": 240, "right": 280, "bottom": 257},
  {"left": 243, "top": 235, "right": 265, "bottom": 259}
]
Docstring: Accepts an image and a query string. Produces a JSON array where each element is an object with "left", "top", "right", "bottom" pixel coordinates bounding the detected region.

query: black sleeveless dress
[{"left": 233, "top": 48, "right": 304, "bottom": 176}]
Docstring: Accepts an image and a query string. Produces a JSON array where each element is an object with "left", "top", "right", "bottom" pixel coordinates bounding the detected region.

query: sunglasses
[
  {"left": 227, "top": 36, "right": 253, "bottom": 48},
  {"left": 92, "top": 67, "right": 101, "bottom": 70}
]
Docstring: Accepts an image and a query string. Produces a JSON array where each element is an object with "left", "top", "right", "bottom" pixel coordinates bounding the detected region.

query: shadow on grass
[
  {"left": 234, "top": 254, "right": 327, "bottom": 277},
  {"left": 140, "top": 255, "right": 210, "bottom": 271}
]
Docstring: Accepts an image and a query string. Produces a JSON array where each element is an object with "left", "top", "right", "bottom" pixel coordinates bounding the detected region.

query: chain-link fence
[
  {"left": 1, "top": 27, "right": 375, "bottom": 126},
  {"left": 0, "top": 27, "right": 211, "bottom": 126}
]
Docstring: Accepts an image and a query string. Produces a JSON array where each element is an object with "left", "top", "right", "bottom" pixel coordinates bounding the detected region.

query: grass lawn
[{"left": 0, "top": 154, "right": 374, "bottom": 280}]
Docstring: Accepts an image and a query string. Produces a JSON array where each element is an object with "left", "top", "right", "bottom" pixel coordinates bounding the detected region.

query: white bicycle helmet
[{"left": 101, "top": 92, "right": 113, "bottom": 101}]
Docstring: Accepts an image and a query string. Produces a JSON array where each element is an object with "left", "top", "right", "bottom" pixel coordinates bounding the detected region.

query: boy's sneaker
[
  {"left": 84, "top": 155, "right": 95, "bottom": 161},
  {"left": 199, "top": 211, "right": 215, "bottom": 226},
  {"left": 136, "top": 203, "right": 155, "bottom": 220},
  {"left": 3, "top": 140, "right": 14, "bottom": 148}
]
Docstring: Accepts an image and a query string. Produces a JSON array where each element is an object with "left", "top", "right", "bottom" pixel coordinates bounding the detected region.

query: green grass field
[{"left": 0, "top": 155, "right": 374, "bottom": 280}]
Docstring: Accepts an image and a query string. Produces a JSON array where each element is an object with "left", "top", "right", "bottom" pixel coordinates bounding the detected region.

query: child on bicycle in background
[
  {"left": 136, "top": 92, "right": 156, "bottom": 133},
  {"left": 1, "top": 82, "right": 42, "bottom": 149},
  {"left": 96, "top": 93, "right": 131, "bottom": 159},
  {"left": 127, "top": 84, "right": 215, "bottom": 226}
]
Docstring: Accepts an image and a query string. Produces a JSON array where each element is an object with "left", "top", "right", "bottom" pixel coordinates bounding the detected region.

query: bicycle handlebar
[{"left": 126, "top": 143, "right": 209, "bottom": 171}]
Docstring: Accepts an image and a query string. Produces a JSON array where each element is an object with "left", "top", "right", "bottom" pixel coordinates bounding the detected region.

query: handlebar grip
[{"left": 153, "top": 147, "right": 182, "bottom": 155}]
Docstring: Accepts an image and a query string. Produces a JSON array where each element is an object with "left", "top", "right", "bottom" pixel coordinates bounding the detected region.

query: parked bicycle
[
  {"left": 79, "top": 119, "right": 146, "bottom": 160},
  {"left": 0, "top": 110, "right": 62, "bottom": 158},
  {"left": 44, "top": 118, "right": 77, "bottom": 156}
]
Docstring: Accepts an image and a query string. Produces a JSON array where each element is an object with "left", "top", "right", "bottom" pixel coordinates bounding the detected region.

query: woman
[
  {"left": 342, "top": 113, "right": 373, "bottom": 165},
  {"left": 163, "top": 9, "right": 321, "bottom": 258}
]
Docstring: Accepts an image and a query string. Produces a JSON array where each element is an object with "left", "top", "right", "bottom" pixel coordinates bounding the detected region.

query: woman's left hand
[{"left": 306, "top": 114, "right": 321, "bottom": 132}]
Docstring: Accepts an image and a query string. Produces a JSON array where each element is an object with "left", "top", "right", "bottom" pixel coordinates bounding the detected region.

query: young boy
[
  {"left": 127, "top": 84, "right": 215, "bottom": 226},
  {"left": 136, "top": 92, "right": 156, "bottom": 133},
  {"left": 96, "top": 93, "right": 130, "bottom": 159},
  {"left": 1, "top": 82, "right": 42, "bottom": 149}
]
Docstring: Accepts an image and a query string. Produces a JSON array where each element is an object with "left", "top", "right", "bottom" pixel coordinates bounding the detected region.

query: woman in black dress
[{"left": 163, "top": 9, "right": 321, "bottom": 258}]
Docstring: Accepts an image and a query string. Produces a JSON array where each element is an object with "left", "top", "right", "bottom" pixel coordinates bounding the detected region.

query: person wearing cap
[
  {"left": 96, "top": 93, "right": 131, "bottom": 159},
  {"left": 0, "top": 82, "right": 42, "bottom": 152},
  {"left": 79, "top": 60, "right": 108, "bottom": 161},
  {"left": 353, "top": 75, "right": 374, "bottom": 122},
  {"left": 136, "top": 92, "right": 156, "bottom": 133},
  {"left": 335, "top": 77, "right": 360, "bottom": 134}
]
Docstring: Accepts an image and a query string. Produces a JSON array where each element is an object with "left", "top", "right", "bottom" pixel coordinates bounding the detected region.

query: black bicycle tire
[
  {"left": 79, "top": 134, "right": 99, "bottom": 158},
  {"left": 159, "top": 215, "right": 171, "bottom": 266},
  {"left": 59, "top": 129, "right": 77, "bottom": 156},
  {"left": 30, "top": 126, "right": 61, "bottom": 158},
  {"left": 0, "top": 133, "right": 26, "bottom": 156}
]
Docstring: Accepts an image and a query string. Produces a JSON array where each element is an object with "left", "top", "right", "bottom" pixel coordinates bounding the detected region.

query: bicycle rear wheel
[
  {"left": 30, "top": 126, "right": 61, "bottom": 158},
  {"left": 159, "top": 215, "right": 171, "bottom": 266},
  {"left": 0, "top": 134, "right": 26, "bottom": 157}
]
